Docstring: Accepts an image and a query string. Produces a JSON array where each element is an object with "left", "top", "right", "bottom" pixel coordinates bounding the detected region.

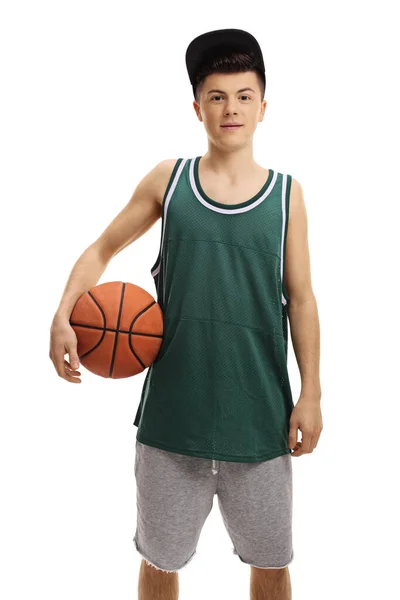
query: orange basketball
[{"left": 69, "top": 281, "right": 163, "bottom": 379}]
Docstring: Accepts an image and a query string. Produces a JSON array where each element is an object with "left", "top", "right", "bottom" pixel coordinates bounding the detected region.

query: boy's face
[{"left": 193, "top": 71, "right": 267, "bottom": 148}]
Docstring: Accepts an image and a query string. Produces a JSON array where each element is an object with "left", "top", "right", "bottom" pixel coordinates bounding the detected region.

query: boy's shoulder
[{"left": 152, "top": 158, "right": 181, "bottom": 205}]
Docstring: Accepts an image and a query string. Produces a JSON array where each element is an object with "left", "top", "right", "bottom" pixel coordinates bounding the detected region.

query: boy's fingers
[
  {"left": 63, "top": 369, "right": 81, "bottom": 383},
  {"left": 64, "top": 359, "right": 81, "bottom": 374},
  {"left": 68, "top": 348, "right": 80, "bottom": 370},
  {"left": 64, "top": 374, "right": 81, "bottom": 383}
]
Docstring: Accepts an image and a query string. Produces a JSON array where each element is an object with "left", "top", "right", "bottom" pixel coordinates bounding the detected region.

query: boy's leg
[
  {"left": 138, "top": 559, "right": 179, "bottom": 600},
  {"left": 250, "top": 565, "right": 292, "bottom": 600}
]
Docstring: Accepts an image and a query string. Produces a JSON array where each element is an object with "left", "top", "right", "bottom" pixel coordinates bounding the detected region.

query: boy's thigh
[
  {"left": 217, "top": 452, "right": 294, "bottom": 569},
  {"left": 133, "top": 440, "right": 217, "bottom": 572}
]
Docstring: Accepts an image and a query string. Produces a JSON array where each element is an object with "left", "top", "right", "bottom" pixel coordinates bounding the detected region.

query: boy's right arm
[{"left": 49, "top": 158, "right": 178, "bottom": 383}]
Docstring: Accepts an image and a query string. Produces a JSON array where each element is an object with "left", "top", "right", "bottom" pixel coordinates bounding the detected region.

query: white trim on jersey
[{"left": 189, "top": 157, "right": 278, "bottom": 214}]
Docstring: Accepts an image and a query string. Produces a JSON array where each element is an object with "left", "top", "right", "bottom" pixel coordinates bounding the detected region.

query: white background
[{"left": 1, "top": 1, "right": 399, "bottom": 598}]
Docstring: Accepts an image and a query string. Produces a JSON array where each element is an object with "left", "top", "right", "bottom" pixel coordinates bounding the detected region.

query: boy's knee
[{"left": 142, "top": 558, "right": 179, "bottom": 574}]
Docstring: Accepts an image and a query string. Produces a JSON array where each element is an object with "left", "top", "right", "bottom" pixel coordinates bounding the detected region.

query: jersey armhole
[
  {"left": 150, "top": 158, "right": 184, "bottom": 275},
  {"left": 282, "top": 173, "right": 292, "bottom": 305}
]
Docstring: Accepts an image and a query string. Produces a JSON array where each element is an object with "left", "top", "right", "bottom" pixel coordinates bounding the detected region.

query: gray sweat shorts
[{"left": 133, "top": 439, "right": 294, "bottom": 573}]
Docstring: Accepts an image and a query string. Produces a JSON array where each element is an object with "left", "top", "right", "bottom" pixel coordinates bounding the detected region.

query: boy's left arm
[{"left": 284, "top": 177, "right": 323, "bottom": 456}]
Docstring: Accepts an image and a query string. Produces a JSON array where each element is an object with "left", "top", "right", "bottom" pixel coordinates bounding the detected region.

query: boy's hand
[
  {"left": 49, "top": 317, "right": 82, "bottom": 383},
  {"left": 288, "top": 395, "right": 322, "bottom": 456}
]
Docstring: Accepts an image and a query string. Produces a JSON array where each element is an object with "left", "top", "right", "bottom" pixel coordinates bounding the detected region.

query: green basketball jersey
[{"left": 133, "top": 156, "right": 294, "bottom": 462}]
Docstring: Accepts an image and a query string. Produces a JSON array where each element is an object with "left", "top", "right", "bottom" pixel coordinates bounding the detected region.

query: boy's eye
[{"left": 210, "top": 95, "right": 251, "bottom": 101}]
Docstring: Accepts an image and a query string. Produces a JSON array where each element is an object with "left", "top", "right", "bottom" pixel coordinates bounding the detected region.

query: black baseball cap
[{"left": 185, "top": 28, "right": 266, "bottom": 98}]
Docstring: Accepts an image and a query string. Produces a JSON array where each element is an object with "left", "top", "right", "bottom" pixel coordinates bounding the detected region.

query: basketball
[{"left": 69, "top": 281, "right": 164, "bottom": 379}]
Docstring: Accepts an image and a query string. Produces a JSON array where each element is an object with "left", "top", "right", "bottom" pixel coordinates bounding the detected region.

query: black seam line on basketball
[
  {"left": 128, "top": 344, "right": 146, "bottom": 370},
  {"left": 130, "top": 299, "right": 156, "bottom": 325},
  {"left": 69, "top": 322, "right": 162, "bottom": 338},
  {"left": 78, "top": 291, "right": 107, "bottom": 361},
  {"left": 109, "top": 282, "right": 126, "bottom": 377},
  {"left": 128, "top": 300, "right": 158, "bottom": 370}
]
